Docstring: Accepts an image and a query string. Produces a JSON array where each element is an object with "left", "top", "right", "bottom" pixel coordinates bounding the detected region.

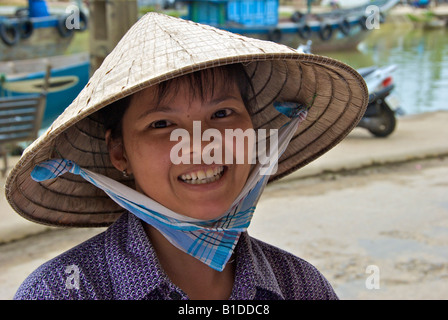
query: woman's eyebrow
[
  {"left": 137, "top": 105, "right": 176, "bottom": 120},
  {"left": 137, "top": 94, "right": 242, "bottom": 119},
  {"left": 207, "top": 95, "right": 242, "bottom": 106}
]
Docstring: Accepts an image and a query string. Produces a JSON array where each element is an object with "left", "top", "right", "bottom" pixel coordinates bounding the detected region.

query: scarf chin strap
[{"left": 31, "top": 103, "right": 307, "bottom": 271}]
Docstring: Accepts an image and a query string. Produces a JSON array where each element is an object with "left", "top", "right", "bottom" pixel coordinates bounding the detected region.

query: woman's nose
[{"left": 182, "top": 120, "right": 224, "bottom": 165}]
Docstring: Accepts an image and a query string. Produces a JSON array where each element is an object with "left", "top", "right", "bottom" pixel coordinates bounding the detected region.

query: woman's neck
[{"left": 144, "top": 224, "right": 235, "bottom": 300}]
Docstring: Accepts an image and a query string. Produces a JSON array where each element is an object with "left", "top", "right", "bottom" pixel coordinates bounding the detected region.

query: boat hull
[
  {"left": 226, "top": 20, "right": 370, "bottom": 52},
  {"left": 0, "top": 53, "right": 90, "bottom": 128},
  {"left": 0, "top": 15, "right": 74, "bottom": 61}
]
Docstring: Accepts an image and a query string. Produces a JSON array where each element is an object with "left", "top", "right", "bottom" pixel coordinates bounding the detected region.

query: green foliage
[
  {"left": 407, "top": 11, "right": 436, "bottom": 23},
  {"left": 138, "top": 6, "right": 182, "bottom": 18}
]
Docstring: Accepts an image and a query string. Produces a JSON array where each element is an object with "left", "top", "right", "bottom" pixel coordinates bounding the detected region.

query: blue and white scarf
[{"left": 31, "top": 103, "right": 307, "bottom": 271}]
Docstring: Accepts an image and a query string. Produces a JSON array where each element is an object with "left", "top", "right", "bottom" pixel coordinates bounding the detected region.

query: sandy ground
[{"left": 250, "top": 156, "right": 448, "bottom": 299}]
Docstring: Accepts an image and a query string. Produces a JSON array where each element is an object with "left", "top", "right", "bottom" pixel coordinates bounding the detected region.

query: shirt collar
[
  {"left": 231, "top": 232, "right": 285, "bottom": 300},
  {"left": 105, "top": 212, "right": 284, "bottom": 300}
]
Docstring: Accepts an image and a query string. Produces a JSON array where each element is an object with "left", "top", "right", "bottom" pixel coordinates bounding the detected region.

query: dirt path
[{"left": 250, "top": 156, "right": 448, "bottom": 299}]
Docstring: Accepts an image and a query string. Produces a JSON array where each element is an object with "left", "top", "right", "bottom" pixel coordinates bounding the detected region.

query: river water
[
  {"left": 319, "top": 22, "right": 448, "bottom": 116},
  {"left": 68, "top": 21, "right": 448, "bottom": 116}
]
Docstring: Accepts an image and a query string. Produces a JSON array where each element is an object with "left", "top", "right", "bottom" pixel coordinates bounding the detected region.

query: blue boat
[
  {"left": 0, "top": 0, "right": 87, "bottom": 61},
  {"left": 0, "top": 53, "right": 90, "bottom": 129},
  {"left": 179, "top": 0, "right": 399, "bottom": 52}
]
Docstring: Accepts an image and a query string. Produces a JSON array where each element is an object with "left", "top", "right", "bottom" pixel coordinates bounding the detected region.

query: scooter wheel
[{"left": 368, "top": 102, "right": 396, "bottom": 137}]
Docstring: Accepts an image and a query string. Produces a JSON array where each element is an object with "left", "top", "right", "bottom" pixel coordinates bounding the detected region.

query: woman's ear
[{"left": 105, "top": 129, "right": 128, "bottom": 173}]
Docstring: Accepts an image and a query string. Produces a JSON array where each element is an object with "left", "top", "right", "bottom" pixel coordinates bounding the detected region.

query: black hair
[{"left": 101, "top": 63, "right": 254, "bottom": 141}]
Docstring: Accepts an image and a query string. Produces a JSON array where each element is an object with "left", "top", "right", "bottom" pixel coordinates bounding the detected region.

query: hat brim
[{"left": 5, "top": 13, "right": 368, "bottom": 227}]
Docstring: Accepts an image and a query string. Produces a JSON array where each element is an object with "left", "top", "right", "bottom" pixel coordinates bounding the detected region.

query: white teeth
[
  {"left": 180, "top": 166, "right": 224, "bottom": 184},
  {"left": 206, "top": 168, "right": 214, "bottom": 178},
  {"left": 197, "top": 170, "right": 206, "bottom": 180}
]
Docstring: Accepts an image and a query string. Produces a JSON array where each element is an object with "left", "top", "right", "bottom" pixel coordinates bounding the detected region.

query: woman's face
[{"left": 108, "top": 74, "right": 254, "bottom": 220}]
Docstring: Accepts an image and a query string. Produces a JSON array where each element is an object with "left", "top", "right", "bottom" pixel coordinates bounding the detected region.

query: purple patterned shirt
[{"left": 14, "top": 213, "right": 338, "bottom": 300}]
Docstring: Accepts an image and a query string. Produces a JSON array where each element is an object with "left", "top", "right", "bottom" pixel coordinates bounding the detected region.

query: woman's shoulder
[
  {"left": 247, "top": 235, "right": 313, "bottom": 267},
  {"left": 243, "top": 234, "right": 338, "bottom": 299},
  {"left": 14, "top": 230, "right": 111, "bottom": 300}
]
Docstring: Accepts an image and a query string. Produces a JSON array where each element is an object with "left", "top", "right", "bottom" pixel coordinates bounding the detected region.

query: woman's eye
[
  {"left": 150, "top": 120, "right": 172, "bottom": 129},
  {"left": 212, "top": 109, "right": 232, "bottom": 119}
]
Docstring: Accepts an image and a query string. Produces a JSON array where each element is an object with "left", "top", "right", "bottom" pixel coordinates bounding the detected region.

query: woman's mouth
[{"left": 179, "top": 166, "right": 225, "bottom": 185}]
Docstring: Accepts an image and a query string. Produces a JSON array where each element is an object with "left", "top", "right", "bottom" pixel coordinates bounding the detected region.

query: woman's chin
[{"left": 180, "top": 204, "right": 230, "bottom": 221}]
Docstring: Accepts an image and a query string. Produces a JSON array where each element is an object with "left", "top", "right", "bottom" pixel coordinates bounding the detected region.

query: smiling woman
[
  {"left": 105, "top": 69, "right": 254, "bottom": 222},
  {"left": 6, "top": 13, "right": 368, "bottom": 300}
]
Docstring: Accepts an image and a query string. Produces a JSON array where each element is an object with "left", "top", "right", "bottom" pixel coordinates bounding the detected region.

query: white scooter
[
  {"left": 297, "top": 41, "right": 402, "bottom": 137},
  {"left": 356, "top": 64, "right": 402, "bottom": 137}
]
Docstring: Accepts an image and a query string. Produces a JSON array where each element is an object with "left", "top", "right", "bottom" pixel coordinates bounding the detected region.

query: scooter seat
[{"left": 357, "top": 66, "right": 377, "bottom": 78}]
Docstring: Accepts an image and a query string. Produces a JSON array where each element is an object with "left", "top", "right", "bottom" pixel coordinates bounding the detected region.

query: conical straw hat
[{"left": 5, "top": 13, "right": 368, "bottom": 227}]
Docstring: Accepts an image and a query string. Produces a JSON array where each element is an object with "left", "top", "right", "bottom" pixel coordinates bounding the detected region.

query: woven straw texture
[{"left": 5, "top": 13, "right": 368, "bottom": 227}]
